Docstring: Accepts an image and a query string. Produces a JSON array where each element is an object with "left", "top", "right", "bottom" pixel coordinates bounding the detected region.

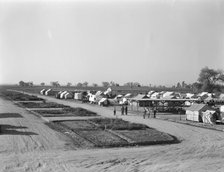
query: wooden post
[{"left": 137, "top": 102, "right": 138, "bottom": 111}]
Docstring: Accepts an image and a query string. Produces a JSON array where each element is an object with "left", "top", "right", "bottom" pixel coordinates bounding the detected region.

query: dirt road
[{"left": 1, "top": 95, "right": 224, "bottom": 172}]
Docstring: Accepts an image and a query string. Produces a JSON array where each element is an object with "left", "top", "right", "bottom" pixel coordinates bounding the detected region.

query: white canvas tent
[
  {"left": 45, "top": 89, "right": 51, "bottom": 95},
  {"left": 150, "top": 92, "right": 160, "bottom": 99},
  {"left": 89, "top": 94, "right": 96, "bottom": 103},
  {"left": 131, "top": 94, "right": 147, "bottom": 101},
  {"left": 40, "top": 89, "right": 46, "bottom": 95},
  {"left": 95, "top": 91, "right": 103, "bottom": 96},
  {"left": 186, "top": 103, "right": 211, "bottom": 122},
  {"left": 162, "top": 91, "right": 174, "bottom": 98},
  {"left": 55, "top": 91, "right": 63, "bottom": 99},
  {"left": 74, "top": 92, "right": 83, "bottom": 100},
  {"left": 119, "top": 97, "right": 128, "bottom": 105},
  {"left": 60, "top": 91, "right": 67, "bottom": 99},
  {"left": 98, "top": 98, "right": 109, "bottom": 106},
  {"left": 104, "top": 87, "right": 112, "bottom": 95},
  {"left": 202, "top": 110, "right": 216, "bottom": 124},
  {"left": 65, "top": 92, "right": 73, "bottom": 99},
  {"left": 124, "top": 93, "right": 132, "bottom": 98},
  {"left": 186, "top": 93, "right": 195, "bottom": 99}
]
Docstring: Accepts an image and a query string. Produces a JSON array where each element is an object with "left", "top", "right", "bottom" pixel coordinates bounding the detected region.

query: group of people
[
  {"left": 113, "top": 106, "right": 157, "bottom": 119},
  {"left": 143, "top": 107, "right": 157, "bottom": 119},
  {"left": 113, "top": 105, "right": 128, "bottom": 116}
]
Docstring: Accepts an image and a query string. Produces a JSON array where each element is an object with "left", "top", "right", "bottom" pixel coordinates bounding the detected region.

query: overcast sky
[{"left": 0, "top": 0, "right": 224, "bottom": 86}]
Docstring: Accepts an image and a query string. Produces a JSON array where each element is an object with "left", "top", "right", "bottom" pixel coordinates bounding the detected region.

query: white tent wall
[
  {"left": 65, "top": 92, "right": 73, "bottom": 99},
  {"left": 89, "top": 94, "right": 96, "bottom": 103},
  {"left": 60, "top": 91, "right": 67, "bottom": 99},
  {"left": 45, "top": 89, "right": 52, "bottom": 95},
  {"left": 98, "top": 98, "right": 108, "bottom": 106},
  {"left": 55, "top": 91, "right": 63, "bottom": 99},
  {"left": 74, "top": 93, "right": 83, "bottom": 100},
  {"left": 95, "top": 91, "right": 103, "bottom": 96},
  {"left": 186, "top": 110, "right": 200, "bottom": 122},
  {"left": 40, "top": 89, "right": 46, "bottom": 95},
  {"left": 202, "top": 110, "right": 216, "bottom": 124},
  {"left": 162, "top": 92, "right": 174, "bottom": 98}
]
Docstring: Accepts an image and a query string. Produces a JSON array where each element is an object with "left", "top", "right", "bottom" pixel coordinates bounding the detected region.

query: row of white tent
[
  {"left": 40, "top": 89, "right": 84, "bottom": 100},
  {"left": 40, "top": 89, "right": 127, "bottom": 106},
  {"left": 135, "top": 91, "right": 224, "bottom": 101},
  {"left": 40, "top": 88, "right": 224, "bottom": 107}
]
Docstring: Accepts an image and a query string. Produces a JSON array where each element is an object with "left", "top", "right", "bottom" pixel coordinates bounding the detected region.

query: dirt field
[{"left": 1, "top": 95, "right": 224, "bottom": 171}]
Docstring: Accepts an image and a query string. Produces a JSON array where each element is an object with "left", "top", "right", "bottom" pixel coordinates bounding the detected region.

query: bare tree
[
  {"left": 51, "top": 81, "right": 60, "bottom": 87},
  {"left": 92, "top": 83, "right": 98, "bottom": 87},
  {"left": 110, "top": 81, "right": 119, "bottom": 86},
  {"left": 83, "top": 81, "right": 88, "bottom": 87},
  {"left": 67, "top": 82, "right": 72, "bottom": 87},
  {"left": 76, "top": 82, "right": 83, "bottom": 87},
  {"left": 102, "top": 82, "right": 110, "bottom": 87},
  {"left": 19, "top": 81, "right": 25, "bottom": 87},
  {"left": 176, "top": 82, "right": 181, "bottom": 88},
  {"left": 124, "top": 82, "right": 141, "bottom": 87},
  {"left": 19, "top": 81, "right": 33, "bottom": 87},
  {"left": 197, "top": 67, "right": 224, "bottom": 92}
]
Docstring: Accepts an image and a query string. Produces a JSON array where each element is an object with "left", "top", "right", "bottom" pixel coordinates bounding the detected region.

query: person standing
[
  {"left": 125, "top": 106, "right": 128, "bottom": 115},
  {"left": 153, "top": 107, "right": 157, "bottom": 118},
  {"left": 121, "top": 106, "right": 124, "bottom": 115},
  {"left": 143, "top": 109, "right": 146, "bottom": 119},
  {"left": 113, "top": 106, "right": 116, "bottom": 116},
  {"left": 147, "top": 109, "right": 151, "bottom": 118}
]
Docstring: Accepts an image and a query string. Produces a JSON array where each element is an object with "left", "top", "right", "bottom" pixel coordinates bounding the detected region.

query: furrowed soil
[{"left": 1, "top": 94, "right": 224, "bottom": 171}]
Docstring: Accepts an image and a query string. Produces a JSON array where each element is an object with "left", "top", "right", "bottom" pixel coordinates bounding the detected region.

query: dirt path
[
  {"left": 1, "top": 95, "right": 224, "bottom": 171},
  {"left": 0, "top": 98, "right": 75, "bottom": 152}
]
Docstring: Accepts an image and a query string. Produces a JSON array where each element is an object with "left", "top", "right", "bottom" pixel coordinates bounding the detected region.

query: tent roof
[
  {"left": 205, "top": 96, "right": 213, "bottom": 101},
  {"left": 163, "top": 91, "right": 174, "bottom": 97},
  {"left": 185, "top": 103, "right": 207, "bottom": 111},
  {"left": 219, "top": 94, "right": 224, "bottom": 99},
  {"left": 163, "top": 95, "right": 177, "bottom": 99},
  {"left": 203, "top": 110, "right": 216, "bottom": 114},
  {"left": 131, "top": 94, "right": 147, "bottom": 101}
]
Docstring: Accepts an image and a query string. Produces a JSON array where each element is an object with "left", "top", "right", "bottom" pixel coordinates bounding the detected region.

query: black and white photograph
[{"left": 0, "top": 0, "right": 224, "bottom": 171}]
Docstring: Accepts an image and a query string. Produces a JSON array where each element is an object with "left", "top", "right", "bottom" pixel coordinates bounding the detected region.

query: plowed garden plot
[
  {"left": 18, "top": 102, "right": 69, "bottom": 108},
  {"left": 51, "top": 118, "right": 177, "bottom": 148},
  {"left": 33, "top": 108, "right": 98, "bottom": 117},
  {"left": 57, "top": 120, "right": 98, "bottom": 130},
  {"left": 116, "top": 129, "right": 176, "bottom": 145},
  {"left": 46, "top": 122, "right": 95, "bottom": 148},
  {"left": 64, "top": 107, "right": 97, "bottom": 116},
  {"left": 75, "top": 130, "right": 129, "bottom": 147},
  {"left": 89, "top": 118, "right": 148, "bottom": 130},
  {"left": 1, "top": 91, "right": 43, "bottom": 101}
]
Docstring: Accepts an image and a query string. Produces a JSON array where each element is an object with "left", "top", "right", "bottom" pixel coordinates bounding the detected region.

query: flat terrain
[{"left": 1, "top": 94, "right": 224, "bottom": 171}]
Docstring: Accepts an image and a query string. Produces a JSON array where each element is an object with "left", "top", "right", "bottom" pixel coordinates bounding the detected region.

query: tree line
[{"left": 19, "top": 67, "right": 224, "bottom": 93}]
